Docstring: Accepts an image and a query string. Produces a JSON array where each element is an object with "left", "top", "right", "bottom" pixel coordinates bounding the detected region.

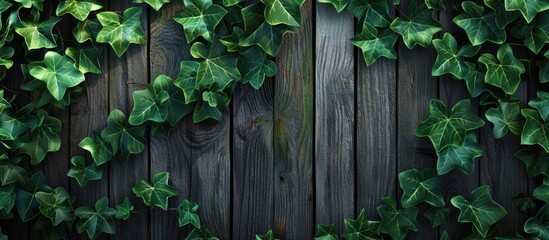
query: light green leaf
[
  {"left": 505, "top": 0, "right": 549, "bottom": 22},
  {"left": 100, "top": 109, "right": 146, "bottom": 163},
  {"left": 256, "top": 230, "right": 276, "bottom": 240},
  {"left": 67, "top": 155, "right": 102, "bottom": 187},
  {"left": 377, "top": 197, "right": 419, "bottom": 240},
  {"left": 398, "top": 168, "right": 444, "bottom": 208},
  {"left": 56, "top": 0, "right": 103, "bottom": 21},
  {"left": 13, "top": 0, "right": 44, "bottom": 10},
  {"left": 79, "top": 133, "right": 114, "bottom": 166},
  {"left": 454, "top": 1, "right": 506, "bottom": 46},
  {"left": 521, "top": 109, "right": 549, "bottom": 152},
  {"left": 341, "top": 208, "right": 381, "bottom": 240},
  {"left": 73, "top": 18, "right": 101, "bottom": 43},
  {"left": 173, "top": 0, "right": 227, "bottom": 43},
  {"left": 75, "top": 197, "right": 116, "bottom": 240},
  {"left": 132, "top": 172, "right": 178, "bottom": 210},
  {"left": 478, "top": 44, "right": 525, "bottom": 95},
  {"left": 348, "top": 0, "right": 390, "bottom": 27},
  {"left": 432, "top": 33, "right": 480, "bottom": 79},
  {"left": 390, "top": 2, "right": 442, "bottom": 49},
  {"left": 65, "top": 44, "right": 102, "bottom": 74},
  {"left": 451, "top": 185, "right": 507, "bottom": 238},
  {"left": 177, "top": 199, "right": 200, "bottom": 228},
  {"left": 133, "top": 0, "right": 171, "bottom": 11},
  {"left": 529, "top": 91, "right": 549, "bottom": 122},
  {"left": 351, "top": 23, "right": 398, "bottom": 66},
  {"left": 35, "top": 188, "right": 75, "bottom": 226},
  {"left": 486, "top": 100, "right": 525, "bottom": 138},
  {"left": 261, "top": 0, "right": 305, "bottom": 27},
  {"left": 318, "top": 0, "right": 349, "bottom": 12},
  {"left": 0, "top": 47, "right": 14, "bottom": 70},
  {"left": 14, "top": 15, "right": 60, "bottom": 49},
  {"left": 190, "top": 40, "right": 241, "bottom": 90},
  {"left": 96, "top": 7, "right": 146, "bottom": 57}
]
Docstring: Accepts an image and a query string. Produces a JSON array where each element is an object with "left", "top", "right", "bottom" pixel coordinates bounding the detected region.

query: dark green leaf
[
  {"left": 398, "top": 168, "right": 444, "bottom": 207},
  {"left": 239, "top": 46, "right": 276, "bottom": 89},
  {"left": 478, "top": 44, "right": 525, "bottom": 95},
  {"left": 529, "top": 91, "right": 549, "bottom": 122},
  {"left": 114, "top": 197, "right": 133, "bottom": 220},
  {"left": 377, "top": 197, "right": 419, "bottom": 240},
  {"left": 521, "top": 109, "right": 549, "bottom": 152},
  {"left": 432, "top": 33, "right": 480, "bottom": 79},
  {"left": 260, "top": 0, "right": 305, "bottom": 27},
  {"left": 0, "top": 184, "right": 15, "bottom": 217},
  {"left": 132, "top": 172, "right": 178, "bottom": 210},
  {"left": 133, "top": 0, "right": 171, "bottom": 11},
  {"left": 454, "top": 1, "right": 506, "bottom": 46},
  {"left": 78, "top": 133, "right": 114, "bottom": 166},
  {"left": 240, "top": 3, "right": 292, "bottom": 56},
  {"left": 341, "top": 208, "right": 381, "bottom": 240},
  {"left": 512, "top": 194, "right": 536, "bottom": 214},
  {"left": 56, "top": 0, "right": 103, "bottom": 21},
  {"left": 35, "top": 187, "right": 75, "bottom": 226},
  {"left": 173, "top": 0, "right": 227, "bottom": 43},
  {"left": 524, "top": 203, "right": 549, "bottom": 239},
  {"left": 348, "top": 0, "right": 390, "bottom": 27},
  {"left": 15, "top": 171, "right": 52, "bottom": 222},
  {"left": 390, "top": 2, "right": 442, "bottom": 48},
  {"left": 485, "top": 100, "right": 525, "bottom": 138},
  {"left": 75, "top": 197, "right": 116, "bottom": 240},
  {"left": 20, "top": 110, "right": 62, "bottom": 165},
  {"left": 190, "top": 40, "right": 241, "bottom": 90},
  {"left": 65, "top": 44, "right": 102, "bottom": 74},
  {"left": 67, "top": 155, "right": 102, "bottom": 187},
  {"left": 255, "top": 230, "right": 276, "bottom": 240},
  {"left": 534, "top": 179, "right": 549, "bottom": 202},
  {"left": 436, "top": 133, "right": 484, "bottom": 175},
  {"left": 424, "top": 207, "right": 450, "bottom": 228},
  {"left": 351, "top": 23, "right": 398, "bottom": 66},
  {"left": 505, "top": 0, "right": 549, "bottom": 23},
  {"left": 100, "top": 109, "right": 146, "bottom": 162},
  {"left": 177, "top": 199, "right": 200, "bottom": 228},
  {"left": 515, "top": 149, "right": 549, "bottom": 178}
]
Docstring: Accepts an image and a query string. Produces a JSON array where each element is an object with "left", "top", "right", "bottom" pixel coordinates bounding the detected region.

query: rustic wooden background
[{"left": 2, "top": 0, "right": 541, "bottom": 239}]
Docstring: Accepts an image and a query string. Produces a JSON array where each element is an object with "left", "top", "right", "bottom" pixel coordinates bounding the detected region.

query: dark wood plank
[
  {"left": 107, "top": 2, "right": 149, "bottom": 240},
  {"left": 272, "top": 1, "right": 314, "bottom": 238},
  {"left": 315, "top": 4, "right": 355, "bottom": 232},
  {"left": 232, "top": 82, "right": 274, "bottom": 238},
  {"left": 148, "top": 2, "right": 190, "bottom": 239}
]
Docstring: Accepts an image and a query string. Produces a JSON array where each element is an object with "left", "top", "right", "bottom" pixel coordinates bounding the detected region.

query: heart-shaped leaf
[
  {"left": 524, "top": 203, "right": 549, "bottom": 239},
  {"left": 533, "top": 179, "right": 549, "bottom": 202}
]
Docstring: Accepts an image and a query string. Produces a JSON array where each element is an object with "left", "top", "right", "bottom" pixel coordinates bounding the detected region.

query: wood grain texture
[
  {"left": 107, "top": 2, "right": 149, "bottom": 240},
  {"left": 315, "top": 4, "right": 355, "bottom": 232},
  {"left": 272, "top": 1, "right": 314, "bottom": 239},
  {"left": 148, "top": 2, "right": 190, "bottom": 239}
]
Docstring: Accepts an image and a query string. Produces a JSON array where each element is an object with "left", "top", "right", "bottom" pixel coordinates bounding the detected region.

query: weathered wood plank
[
  {"left": 272, "top": 0, "right": 314, "bottom": 238},
  {"left": 315, "top": 4, "right": 355, "bottom": 232},
  {"left": 148, "top": 2, "right": 190, "bottom": 239},
  {"left": 107, "top": 2, "right": 149, "bottom": 240}
]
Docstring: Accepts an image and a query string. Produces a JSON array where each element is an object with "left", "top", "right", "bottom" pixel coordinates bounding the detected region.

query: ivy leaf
[
  {"left": 436, "top": 132, "right": 483, "bottom": 175},
  {"left": 425, "top": 0, "right": 444, "bottom": 10},
  {"left": 484, "top": 0, "right": 520, "bottom": 29},
  {"left": 424, "top": 207, "right": 450, "bottom": 228},
  {"left": 377, "top": 197, "right": 419, "bottom": 240},
  {"left": 462, "top": 63, "right": 488, "bottom": 97},
  {"left": 505, "top": 0, "right": 549, "bottom": 23},
  {"left": 14, "top": 0, "right": 44, "bottom": 10},
  {"left": 20, "top": 110, "right": 62, "bottom": 165},
  {"left": 524, "top": 203, "right": 549, "bottom": 239},
  {"left": 114, "top": 197, "right": 133, "bottom": 220},
  {"left": 132, "top": 172, "right": 178, "bottom": 210},
  {"left": 260, "top": 0, "right": 305, "bottom": 27},
  {"left": 541, "top": 60, "right": 549, "bottom": 83},
  {"left": 512, "top": 12, "right": 549, "bottom": 54},
  {"left": 415, "top": 99, "right": 485, "bottom": 152},
  {"left": 173, "top": 0, "right": 226, "bottom": 43},
  {"left": 0, "top": 47, "right": 14, "bottom": 71},
  {"left": 515, "top": 149, "right": 549, "bottom": 178},
  {"left": 351, "top": 23, "right": 398, "bottom": 67},
  {"left": 188, "top": 226, "right": 220, "bottom": 240},
  {"left": 15, "top": 171, "right": 52, "bottom": 222},
  {"left": 75, "top": 197, "right": 116, "bottom": 240},
  {"left": 451, "top": 185, "right": 507, "bottom": 238},
  {"left": 513, "top": 194, "right": 537, "bottom": 214},
  {"left": 35, "top": 187, "right": 75, "bottom": 226},
  {"left": 190, "top": 40, "right": 241, "bottom": 90},
  {"left": 73, "top": 18, "right": 101, "bottom": 43},
  {"left": 129, "top": 82, "right": 169, "bottom": 125},
  {"left": 478, "top": 44, "right": 525, "bottom": 95},
  {"left": 177, "top": 199, "right": 200, "bottom": 228},
  {"left": 314, "top": 224, "right": 338, "bottom": 240},
  {"left": 193, "top": 92, "right": 229, "bottom": 122},
  {"left": 529, "top": 91, "right": 549, "bottom": 122},
  {"left": 133, "top": 0, "right": 171, "bottom": 11},
  {"left": 454, "top": 1, "right": 506, "bottom": 46},
  {"left": 485, "top": 101, "right": 525, "bottom": 138},
  {"left": 533, "top": 179, "right": 549, "bottom": 202},
  {"left": 341, "top": 208, "right": 381, "bottom": 240},
  {"left": 0, "top": 157, "right": 27, "bottom": 186},
  {"left": 0, "top": 184, "right": 14, "bottom": 217},
  {"left": 390, "top": 1, "right": 442, "bottom": 49},
  {"left": 67, "top": 155, "right": 102, "bottom": 187},
  {"left": 348, "top": 0, "right": 390, "bottom": 27},
  {"left": 256, "top": 230, "right": 276, "bottom": 240},
  {"left": 398, "top": 168, "right": 444, "bottom": 208},
  {"left": 14, "top": 15, "right": 60, "bottom": 49},
  {"left": 239, "top": 3, "right": 292, "bottom": 56},
  {"left": 174, "top": 61, "right": 201, "bottom": 104},
  {"left": 432, "top": 33, "right": 480, "bottom": 79},
  {"left": 78, "top": 133, "right": 114, "bottom": 166},
  {"left": 65, "top": 44, "right": 102, "bottom": 74},
  {"left": 317, "top": 0, "right": 349, "bottom": 12},
  {"left": 239, "top": 46, "right": 276, "bottom": 89},
  {"left": 29, "top": 51, "right": 85, "bottom": 101},
  {"left": 100, "top": 109, "right": 146, "bottom": 163},
  {"left": 96, "top": 7, "right": 146, "bottom": 57},
  {"left": 521, "top": 109, "right": 549, "bottom": 152},
  {"left": 56, "top": 0, "right": 103, "bottom": 21}
]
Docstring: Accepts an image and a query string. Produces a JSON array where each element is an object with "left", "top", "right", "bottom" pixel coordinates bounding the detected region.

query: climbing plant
[{"left": 0, "top": 0, "right": 549, "bottom": 239}]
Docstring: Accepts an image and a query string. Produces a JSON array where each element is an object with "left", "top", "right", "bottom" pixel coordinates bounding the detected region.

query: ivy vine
[{"left": 0, "top": 0, "right": 549, "bottom": 239}]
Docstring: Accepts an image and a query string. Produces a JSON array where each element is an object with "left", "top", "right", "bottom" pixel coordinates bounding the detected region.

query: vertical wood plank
[
  {"left": 107, "top": 2, "right": 149, "bottom": 240},
  {"left": 273, "top": 0, "right": 314, "bottom": 238},
  {"left": 148, "top": 2, "right": 190, "bottom": 239},
  {"left": 315, "top": 4, "right": 355, "bottom": 232},
  {"left": 232, "top": 82, "right": 274, "bottom": 239}
]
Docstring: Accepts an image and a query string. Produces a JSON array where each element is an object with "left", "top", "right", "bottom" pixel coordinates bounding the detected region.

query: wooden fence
[{"left": 1, "top": 0, "right": 541, "bottom": 239}]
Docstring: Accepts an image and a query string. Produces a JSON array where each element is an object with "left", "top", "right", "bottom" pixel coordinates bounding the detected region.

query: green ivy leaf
[
  {"left": 65, "top": 44, "right": 102, "bottom": 74},
  {"left": 20, "top": 110, "right": 62, "bottom": 165},
  {"left": 529, "top": 91, "right": 549, "bottom": 122},
  {"left": 35, "top": 187, "right": 75, "bottom": 226},
  {"left": 512, "top": 194, "right": 537, "bottom": 214},
  {"left": 432, "top": 33, "right": 480, "bottom": 79},
  {"left": 177, "top": 199, "right": 200, "bottom": 228},
  {"left": 415, "top": 99, "right": 485, "bottom": 152},
  {"left": 67, "top": 155, "right": 102, "bottom": 187},
  {"left": 505, "top": 0, "right": 549, "bottom": 23},
  {"left": 14, "top": 0, "right": 44, "bottom": 10},
  {"left": 129, "top": 82, "right": 170, "bottom": 125},
  {"left": 314, "top": 224, "right": 338, "bottom": 240},
  {"left": 174, "top": 61, "right": 201, "bottom": 104},
  {"left": 486, "top": 100, "right": 525, "bottom": 138},
  {"left": 484, "top": 0, "right": 520, "bottom": 29},
  {"left": 0, "top": 47, "right": 14, "bottom": 71},
  {"left": 341, "top": 208, "right": 381, "bottom": 240},
  {"left": 256, "top": 230, "right": 276, "bottom": 240},
  {"left": 462, "top": 63, "right": 487, "bottom": 97},
  {"left": 75, "top": 197, "right": 116, "bottom": 240},
  {"left": 534, "top": 179, "right": 549, "bottom": 202},
  {"left": 96, "top": 7, "right": 146, "bottom": 57},
  {"left": 512, "top": 12, "right": 549, "bottom": 54},
  {"left": 478, "top": 44, "right": 525, "bottom": 95},
  {"left": 132, "top": 172, "right": 178, "bottom": 210},
  {"left": 188, "top": 226, "right": 220, "bottom": 240},
  {"left": 423, "top": 207, "right": 450, "bottom": 228},
  {"left": 15, "top": 171, "right": 52, "bottom": 222},
  {"left": 454, "top": 1, "right": 506, "bottom": 46},
  {"left": 515, "top": 149, "right": 549, "bottom": 178},
  {"left": 390, "top": 1, "right": 442, "bottom": 49},
  {"left": 0, "top": 157, "right": 27, "bottom": 186},
  {"left": 425, "top": 0, "right": 444, "bottom": 10},
  {"left": 0, "top": 184, "right": 14, "bottom": 217},
  {"left": 14, "top": 14, "right": 60, "bottom": 49},
  {"left": 190, "top": 40, "right": 241, "bottom": 90},
  {"left": 541, "top": 60, "right": 549, "bottom": 83},
  {"left": 173, "top": 0, "right": 226, "bottom": 43},
  {"left": 451, "top": 185, "right": 507, "bottom": 238},
  {"left": 377, "top": 197, "right": 419, "bottom": 240},
  {"left": 79, "top": 133, "right": 114, "bottom": 166},
  {"left": 351, "top": 23, "right": 398, "bottom": 67},
  {"left": 524, "top": 203, "right": 549, "bottom": 239},
  {"left": 521, "top": 109, "right": 549, "bottom": 152},
  {"left": 398, "top": 168, "right": 444, "bottom": 208},
  {"left": 193, "top": 92, "right": 229, "bottom": 122},
  {"left": 317, "top": 0, "right": 349, "bottom": 12},
  {"left": 29, "top": 51, "right": 85, "bottom": 101},
  {"left": 239, "top": 3, "right": 292, "bottom": 56},
  {"left": 348, "top": 0, "right": 390, "bottom": 27},
  {"left": 239, "top": 46, "right": 276, "bottom": 89},
  {"left": 73, "top": 18, "right": 101, "bottom": 43},
  {"left": 56, "top": 0, "right": 103, "bottom": 21},
  {"left": 133, "top": 0, "right": 171, "bottom": 11},
  {"left": 100, "top": 109, "right": 146, "bottom": 163},
  {"left": 114, "top": 197, "right": 133, "bottom": 220},
  {"left": 436, "top": 132, "right": 483, "bottom": 175},
  {"left": 260, "top": 0, "right": 305, "bottom": 27}
]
